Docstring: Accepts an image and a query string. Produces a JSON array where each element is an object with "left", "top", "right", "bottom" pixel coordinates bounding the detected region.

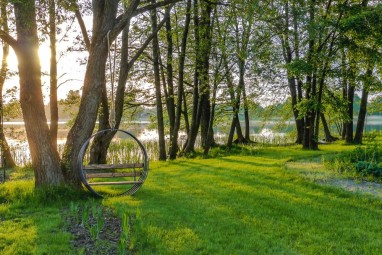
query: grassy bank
[{"left": 1, "top": 144, "right": 382, "bottom": 254}]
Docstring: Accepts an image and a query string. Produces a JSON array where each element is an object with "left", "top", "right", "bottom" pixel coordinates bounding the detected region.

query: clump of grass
[
  {"left": 114, "top": 207, "right": 140, "bottom": 254},
  {"left": 324, "top": 131, "right": 382, "bottom": 181}
]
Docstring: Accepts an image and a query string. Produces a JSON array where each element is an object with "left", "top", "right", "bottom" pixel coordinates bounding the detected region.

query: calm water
[{"left": 3, "top": 115, "right": 382, "bottom": 165}]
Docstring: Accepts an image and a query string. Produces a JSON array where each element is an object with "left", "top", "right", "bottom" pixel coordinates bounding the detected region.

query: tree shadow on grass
[{"left": 110, "top": 156, "right": 382, "bottom": 255}]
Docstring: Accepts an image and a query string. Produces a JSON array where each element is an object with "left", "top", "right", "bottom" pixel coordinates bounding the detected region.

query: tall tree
[
  {"left": 85, "top": 3, "right": 174, "bottom": 163},
  {"left": 0, "top": 0, "right": 64, "bottom": 185},
  {"left": 168, "top": 0, "right": 192, "bottom": 159},
  {"left": 183, "top": 0, "right": 213, "bottom": 153},
  {"left": 49, "top": 0, "right": 59, "bottom": 150},
  {"left": 62, "top": 0, "right": 180, "bottom": 186},
  {"left": 151, "top": 0, "right": 166, "bottom": 160},
  {"left": 0, "top": 2, "right": 16, "bottom": 168}
]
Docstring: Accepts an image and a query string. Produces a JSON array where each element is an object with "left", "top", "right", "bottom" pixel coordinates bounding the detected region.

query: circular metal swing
[{"left": 77, "top": 129, "right": 149, "bottom": 197}]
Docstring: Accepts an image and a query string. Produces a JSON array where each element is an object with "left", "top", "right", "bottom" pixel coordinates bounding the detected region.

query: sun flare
[{"left": 5, "top": 45, "right": 51, "bottom": 70}]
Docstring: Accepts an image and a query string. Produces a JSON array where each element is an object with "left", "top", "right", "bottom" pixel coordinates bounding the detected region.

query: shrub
[{"left": 325, "top": 132, "right": 382, "bottom": 180}]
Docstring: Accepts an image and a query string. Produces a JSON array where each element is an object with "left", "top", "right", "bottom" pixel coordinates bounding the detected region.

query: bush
[
  {"left": 354, "top": 161, "right": 382, "bottom": 178},
  {"left": 324, "top": 133, "right": 382, "bottom": 180}
]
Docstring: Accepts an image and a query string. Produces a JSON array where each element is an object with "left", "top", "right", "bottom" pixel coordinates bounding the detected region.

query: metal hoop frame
[{"left": 77, "top": 129, "right": 149, "bottom": 197}]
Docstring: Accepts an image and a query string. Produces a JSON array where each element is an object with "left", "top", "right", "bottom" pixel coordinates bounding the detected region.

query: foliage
[
  {"left": 3, "top": 86, "right": 22, "bottom": 120},
  {"left": 369, "top": 95, "right": 382, "bottom": 115},
  {"left": 324, "top": 131, "right": 382, "bottom": 180}
]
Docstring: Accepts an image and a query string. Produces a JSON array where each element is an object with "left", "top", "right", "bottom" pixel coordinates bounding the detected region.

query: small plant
[
  {"left": 69, "top": 202, "right": 80, "bottom": 224},
  {"left": 354, "top": 161, "right": 382, "bottom": 177},
  {"left": 81, "top": 204, "right": 89, "bottom": 227},
  {"left": 118, "top": 212, "right": 131, "bottom": 255}
]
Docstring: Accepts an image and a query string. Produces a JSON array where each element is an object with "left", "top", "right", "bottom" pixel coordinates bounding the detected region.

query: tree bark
[
  {"left": 151, "top": 0, "right": 166, "bottom": 160},
  {"left": 282, "top": 2, "right": 304, "bottom": 144},
  {"left": 14, "top": 1, "right": 64, "bottom": 186},
  {"left": 0, "top": 2, "right": 16, "bottom": 168},
  {"left": 49, "top": 0, "right": 58, "bottom": 150},
  {"left": 320, "top": 113, "right": 337, "bottom": 142},
  {"left": 168, "top": 0, "right": 191, "bottom": 159},
  {"left": 354, "top": 74, "right": 370, "bottom": 144},
  {"left": 89, "top": 82, "right": 111, "bottom": 164},
  {"left": 243, "top": 85, "right": 250, "bottom": 141},
  {"left": 183, "top": 0, "right": 201, "bottom": 154},
  {"left": 204, "top": 56, "right": 221, "bottom": 155},
  {"left": 62, "top": 0, "right": 124, "bottom": 186},
  {"left": 302, "top": 0, "right": 318, "bottom": 150},
  {"left": 165, "top": 15, "right": 175, "bottom": 136},
  {"left": 198, "top": 1, "right": 213, "bottom": 150},
  {"left": 345, "top": 78, "right": 355, "bottom": 143}
]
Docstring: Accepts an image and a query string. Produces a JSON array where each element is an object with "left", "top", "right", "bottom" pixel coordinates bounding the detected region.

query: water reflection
[{"left": 3, "top": 115, "right": 381, "bottom": 166}]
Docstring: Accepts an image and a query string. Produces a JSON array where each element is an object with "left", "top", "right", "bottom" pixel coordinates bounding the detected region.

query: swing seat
[
  {"left": 84, "top": 163, "right": 144, "bottom": 179},
  {"left": 78, "top": 129, "right": 149, "bottom": 197},
  {"left": 88, "top": 181, "right": 143, "bottom": 186}
]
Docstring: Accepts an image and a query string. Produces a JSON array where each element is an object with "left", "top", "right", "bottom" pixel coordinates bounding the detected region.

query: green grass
[
  {"left": 0, "top": 169, "right": 85, "bottom": 255},
  {"left": 1, "top": 144, "right": 382, "bottom": 254}
]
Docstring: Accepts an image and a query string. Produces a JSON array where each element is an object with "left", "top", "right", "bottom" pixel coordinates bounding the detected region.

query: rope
[
  {"left": 0, "top": 98, "right": 4, "bottom": 182},
  {"left": 107, "top": 31, "right": 116, "bottom": 129}
]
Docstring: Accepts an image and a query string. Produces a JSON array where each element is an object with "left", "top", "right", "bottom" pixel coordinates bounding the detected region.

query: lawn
[{"left": 1, "top": 144, "right": 382, "bottom": 254}]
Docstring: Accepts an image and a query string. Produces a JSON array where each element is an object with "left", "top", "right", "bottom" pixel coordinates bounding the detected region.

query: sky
[{"left": 4, "top": 41, "right": 86, "bottom": 104}]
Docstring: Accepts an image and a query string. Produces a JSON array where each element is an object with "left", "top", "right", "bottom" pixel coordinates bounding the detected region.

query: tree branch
[
  {"left": 127, "top": 4, "right": 174, "bottom": 71},
  {"left": 110, "top": 0, "right": 181, "bottom": 43},
  {"left": 0, "top": 29, "right": 18, "bottom": 53},
  {"left": 74, "top": 9, "right": 91, "bottom": 51},
  {"left": 133, "top": 0, "right": 182, "bottom": 16},
  {"left": 109, "top": 0, "right": 141, "bottom": 42}
]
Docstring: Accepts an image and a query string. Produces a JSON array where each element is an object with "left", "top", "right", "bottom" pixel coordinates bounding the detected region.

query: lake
[{"left": 3, "top": 115, "right": 381, "bottom": 165}]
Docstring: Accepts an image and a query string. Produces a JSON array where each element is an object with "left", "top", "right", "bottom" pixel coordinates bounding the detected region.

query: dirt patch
[{"left": 65, "top": 205, "right": 134, "bottom": 254}]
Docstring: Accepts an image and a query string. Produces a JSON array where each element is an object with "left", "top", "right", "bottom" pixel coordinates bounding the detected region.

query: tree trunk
[
  {"left": 14, "top": 1, "right": 64, "bottom": 186},
  {"left": 341, "top": 83, "right": 347, "bottom": 139},
  {"left": 288, "top": 77, "right": 304, "bottom": 144},
  {"left": 223, "top": 52, "right": 245, "bottom": 147},
  {"left": 0, "top": 3, "right": 16, "bottom": 168},
  {"left": 165, "top": 15, "right": 175, "bottom": 136},
  {"left": 62, "top": 37, "right": 109, "bottom": 186},
  {"left": 89, "top": 83, "right": 111, "bottom": 164},
  {"left": 198, "top": 2, "right": 213, "bottom": 150},
  {"left": 183, "top": 0, "right": 201, "bottom": 154},
  {"left": 204, "top": 57, "right": 221, "bottom": 155},
  {"left": 62, "top": 0, "right": 123, "bottom": 186},
  {"left": 240, "top": 63, "right": 251, "bottom": 142},
  {"left": 88, "top": 5, "right": 173, "bottom": 163},
  {"left": 354, "top": 82, "right": 369, "bottom": 144},
  {"left": 345, "top": 80, "right": 355, "bottom": 143},
  {"left": 302, "top": 1, "right": 318, "bottom": 150},
  {"left": 320, "top": 113, "right": 337, "bottom": 142},
  {"left": 151, "top": 0, "right": 166, "bottom": 160},
  {"left": 168, "top": 0, "right": 191, "bottom": 159},
  {"left": 49, "top": 0, "right": 58, "bottom": 150},
  {"left": 282, "top": 3, "right": 304, "bottom": 144},
  {"left": 302, "top": 73, "right": 318, "bottom": 150}
]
